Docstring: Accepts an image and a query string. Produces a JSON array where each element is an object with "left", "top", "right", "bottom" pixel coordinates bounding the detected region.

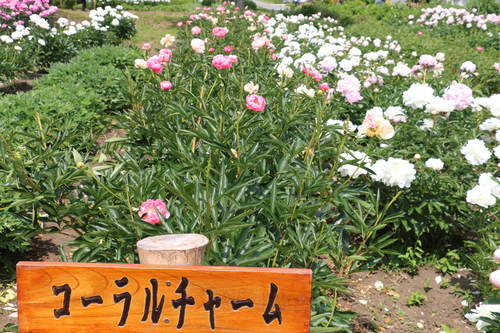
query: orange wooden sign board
[{"left": 17, "top": 262, "right": 312, "bottom": 333}]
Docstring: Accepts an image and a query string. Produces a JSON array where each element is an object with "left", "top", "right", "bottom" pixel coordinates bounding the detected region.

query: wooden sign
[{"left": 17, "top": 262, "right": 312, "bottom": 333}]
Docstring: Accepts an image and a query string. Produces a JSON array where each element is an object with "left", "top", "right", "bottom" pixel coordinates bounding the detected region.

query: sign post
[{"left": 17, "top": 262, "right": 312, "bottom": 333}]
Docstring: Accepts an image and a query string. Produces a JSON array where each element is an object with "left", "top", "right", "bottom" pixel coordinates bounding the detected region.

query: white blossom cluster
[{"left": 0, "top": 5, "right": 137, "bottom": 44}]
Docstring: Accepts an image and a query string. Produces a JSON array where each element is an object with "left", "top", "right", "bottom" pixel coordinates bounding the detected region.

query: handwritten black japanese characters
[{"left": 52, "top": 278, "right": 282, "bottom": 329}]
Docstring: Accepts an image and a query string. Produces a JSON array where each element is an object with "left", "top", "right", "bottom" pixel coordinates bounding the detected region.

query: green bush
[
  {"left": 466, "top": 0, "right": 500, "bottom": 15},
  {"left": 35, "top": 58, "right": 128, "bottom": 113}
]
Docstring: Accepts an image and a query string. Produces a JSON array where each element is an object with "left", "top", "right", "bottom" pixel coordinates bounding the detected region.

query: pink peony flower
[
  {"left": 445, "top": 83, "right": 473, "bottom": 110},
  {"left": 209, "top": 48, "right": 215, "bottom": 53},
  {"left": 246, "top": 94, "right": 266, "bottom": 111},
  {"left": 477, "top": 46, "right": 484, "bottom": 51},
  {"left": 337, "top": 75, "right": 361, "bottom": 96},
  {"left": 212, "top": 55, "right": 234, "bottom": 69},
  {"left": 251, "top": 36, "right": 270, "bottom": 50},
  {"left": 142, "top": 43, "right": 151, "bottom": 51},
  {"left": 490, "top": 270, "right": 500, "bottom": 288},
  {"left": 147, "top": 56, "right": 163, "bottom": 73},
  {"left": 223, "top": 45, "right": 233, "bottom": 53},
  {"left": 138, "top": 199, "right": 170, "bottom": 224},
  {"left": 191, "top": 26, "right": 201, "bottom": 34},
  {"left": 418, "top": 54, "right": 437, "bottom": 69},
  {"left": 319, "top": 83, "right": 330, "bottom": 91},
  {"left": 160, "top": 81, "right": 172, "bottom": 91},
  {"left": 345, "top": 91, "right": 363, "bottom": 104},
  {"left": 158, "top": 49, "right": 172, "bottom": 63},
  {"left": 212, "top": 27, "right": 228, "bottom": 38}
]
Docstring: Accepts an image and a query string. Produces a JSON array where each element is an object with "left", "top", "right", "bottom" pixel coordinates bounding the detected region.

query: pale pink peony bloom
[
  {"left": 337, "top": 75, "right": 361, "bottom": 96},
  {"left": 418, "top": 54, "right": 437, "bottom": 69},
  {"left": 491, "top": 270, "right": 500, "bottom": 287},
  {"left": 445, "top": 83, "right": 473, "bottom": 110},
  {"left": 345, "top": 91, "right": 363, "bottom": 104},
  {"left": 223, "top": 45, "right": 233, "bottom": 53},
  {"left": 191, "top": 38, "right": 205, "bottom": 53},
  {"left": 138, "top": 199, "right": 170, "bottom": 224},
  {"left": 160, "top": 81, "right": 172, "bottom": 91},
  {"left": 244, "top": 82, "right": 259, "bottom": 94},
  {"left": 160, "top": 34, "right": 176, "bottom": 47},
  {"left": 158, "top": 49, "right": 172, "bottom": 63},
  {"left": 494, "top": 249, "right": 500, "bottom": 263},
  {"left": 251, "top": 36, "right": 270, "bottom": 50},
  {"left": 191, "top": 26, "right": 201, "bottom": 34},
  {"left": 134, "top": 59, "right": 148, "bottom": 69},
  {"left": 212, "top": 27, "right": 228, "bottom": 38},
  {"left": 461, "top": 61, "right": 476, "bottom": 73},
  {"left": 141, "top": 43, "right": 151, "bottom": 51},
  {"left": 360, "top": 107, "right": 394, "bottom": 139},
  {"left": 246, "top": 94, "right": 266, "bottom": 111},
  {"left": 320, "top": 57, "right": 337, "bottom": 73}
]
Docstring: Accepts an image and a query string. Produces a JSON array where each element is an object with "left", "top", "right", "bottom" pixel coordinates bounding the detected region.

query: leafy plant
[
  {"left": 424, "top": 279, "right": 433, "bottom": 292},
  {"left": 406, "top": 290, "right": 427, "bottom": 307},
  {"left": 435, "top": 250, "right": 461, "bottom": 274}
]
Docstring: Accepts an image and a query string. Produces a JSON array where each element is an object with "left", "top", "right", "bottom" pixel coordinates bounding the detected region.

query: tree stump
[{"left": 136, "top": 234, "right": 209, "bottom": 266}]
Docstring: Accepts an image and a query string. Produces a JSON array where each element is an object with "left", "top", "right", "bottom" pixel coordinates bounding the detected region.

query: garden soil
[{"left": 1, "top": 230, "right": 480, "bottom": 332}]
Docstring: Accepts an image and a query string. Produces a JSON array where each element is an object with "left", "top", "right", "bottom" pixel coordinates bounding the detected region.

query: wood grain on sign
[{"left": 17, "top": 262, "right": 312, "bottom": 333}]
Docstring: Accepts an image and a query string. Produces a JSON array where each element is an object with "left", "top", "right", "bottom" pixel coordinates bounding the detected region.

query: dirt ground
[{"left": 338, "top": 267, "right": 478, "bottom": 332}]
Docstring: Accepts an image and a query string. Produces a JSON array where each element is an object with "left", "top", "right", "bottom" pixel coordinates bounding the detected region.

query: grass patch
[{"left": 128, "top": 12, "right": 187, "bottom": 50}]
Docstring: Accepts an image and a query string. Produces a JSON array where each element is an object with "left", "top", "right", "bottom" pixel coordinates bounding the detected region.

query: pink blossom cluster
[
  {"left": 212, "top": 54, "right": 238, "bottom": 69},
  {"left": 146, "top": 48, "right": 172, "bottom": 74},
  {"left": 412, "top": 5, "right": 500, "bottom": 31},
  {"left": 251, "top": 35, "right": 270, "bottom": 50},
  {"left": 302, "top": 67, "right": 322, "bottom": 82},
  {"left": 1, "top": 0, "right": 57, "bottom": 29}
]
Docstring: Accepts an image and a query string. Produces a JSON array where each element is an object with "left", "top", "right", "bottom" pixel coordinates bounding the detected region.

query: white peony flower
[
  {"left": 461, "top": 60, "right": 476, "bottom": 73},
  {"left": 466, "top": 186, "right": 496, "bottom": 208},
  {"left": 326, "top": 119, "right": 357, "bottom": 134},
  {"left": 425, "top": 97, "right": 455, "bottom": 115},
  {"left": 370, "top": 158, "right": 416, "bottom": 188},
  {"left": 425, "top": 158, "right": 444, "bottom": 171},
  {"left": 478, "top": 173, "right": 500, "bottom": 198},
  {"left": 480, "top": 118, "right": 500, "bottom": 132},
  {"left": 466, "top": 303, "right": 500, "bottom": 330},
  {"left": 338, "top": 150, "right": 371, "bottom": 179},
  {"left": 384, "top": 106, "right": 407, "bottom": 123},
  {"left": 460, "top": 139, "right": 491, "bottom": 165},
  {"left": 392, "top": 62, "right": 412, "bottom": 76},
  {"left": 402, "top": 83, "right": 435, "bottom": 109}
]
